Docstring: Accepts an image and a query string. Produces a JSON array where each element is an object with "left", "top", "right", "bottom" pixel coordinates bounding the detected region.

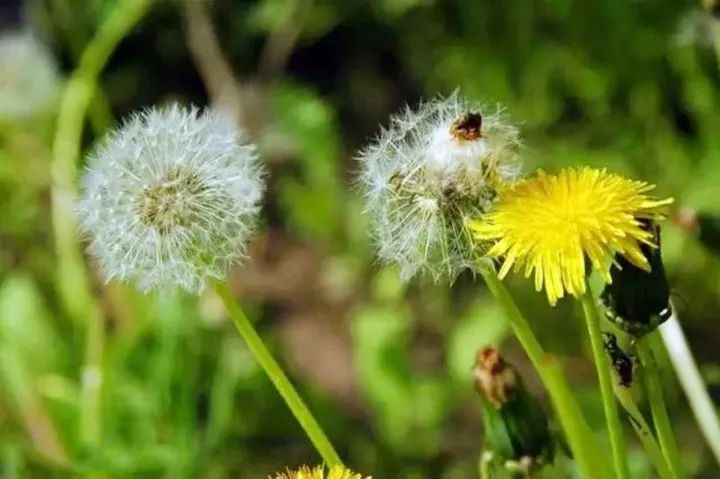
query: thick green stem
[
  {"left": 477, "top": 263, "right": 610, "bottom": 479},
  {"left": 579, "top": 283, "right": 630, "bottom": 479},
  {"left": 212, "top": 280, "right": 342, "bottom": 466},
  {"left": 637, "top": 334, "right": 685, "bottom": 479},
  {"left": 49, "top": 0, "right": 152, "bottom": 459}
]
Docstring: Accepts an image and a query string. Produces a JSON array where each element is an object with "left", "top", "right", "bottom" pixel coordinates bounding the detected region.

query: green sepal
[{"left": 477, "top": 369, "right": 554, "bottom": 473}]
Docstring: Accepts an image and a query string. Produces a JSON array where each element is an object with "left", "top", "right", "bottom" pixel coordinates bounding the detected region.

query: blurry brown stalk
[{"left": 182, "top": 0, "right": 312, "bottom": 136}]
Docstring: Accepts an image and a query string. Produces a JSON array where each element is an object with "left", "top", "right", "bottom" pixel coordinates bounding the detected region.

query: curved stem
[
  {"left": 49, "top": 0, "right": 152, "bottom": 457},
  {"left": 660, "top": 312, "right": 720, "bottom": 465},
  {"left": 51, "top": 0, "right": 152, "bottom": 321},
  {"left": 212, "top": 280, "right": 342, "bottom": 466},
  {"left": 477, "top": 263, "right": 610, "bottom": 479},
  {"left": 637, "top": 334, "right": 685, "bottom": 479},
  {"left": 579, "top": 282, "right": 630, "bottom": 479}
]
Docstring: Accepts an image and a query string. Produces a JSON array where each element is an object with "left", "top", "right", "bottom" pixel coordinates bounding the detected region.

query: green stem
[
  {"left": 79, "top": 304, "right": 104, "bottom": 447},
  {"left": 477, "top": 263, "right": 610, "bottom": 479},
  {"left": 212, "top": 280, "right": 342, "bottom": 466},
  {"left": 614, "top": 383, "right": 673, "bottom": 479},
  {"left": 579, "top": 282, "right": 630, "bottom": 479},
  {"left": 660, "top": 313, "right": 720, "bottom": 465},
  {"left": 48, "top": 0, "right": 152, "bottom": 459},
  {"left": 637, "top": 334, "right": 685, "bottom": 479},
  {"left": 49, "top": 0, "right": 115, "bottom": 136},
  {"left": 51, "top": 0, "right": 151, "bottom": 319}
]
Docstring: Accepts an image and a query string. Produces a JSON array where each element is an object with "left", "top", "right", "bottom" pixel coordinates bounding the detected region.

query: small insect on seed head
[
  {"left": 358, "top": 92, "right": 521, "bottom": 282},
  {"left": 450, "top": 112, "right": 483, "bottom": 142}
]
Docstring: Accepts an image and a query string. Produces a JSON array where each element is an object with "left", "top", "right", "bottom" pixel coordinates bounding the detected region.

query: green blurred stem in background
[
  {"left": 637, "top": 334, "right": 685, "bottom": 479},
  {"left": 476, "top": 261, "right": 610, "bottom": 479},
  {"left": 579, "top": 282, "right": 630, "bottom": 479},
  {"left": 49, "top": 0, "right": 152, "bottom": 456},
  {"left": 660, "top": 313, "right": 720, "bottom": 466},
  {"left": 212, "top": 280, "right": 343, "bottom": 467}
]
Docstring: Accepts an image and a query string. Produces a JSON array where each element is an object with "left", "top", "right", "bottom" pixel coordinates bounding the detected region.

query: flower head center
[{"left": 136, "top": 168, "right": 207, "bottom": 235}]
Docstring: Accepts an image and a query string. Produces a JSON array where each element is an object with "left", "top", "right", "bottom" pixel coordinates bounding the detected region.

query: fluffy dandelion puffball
[
  {"left": 77, "top": 104, "right": 265, "bottom": 292},
  {"left": 358, "top": 93, "right": 520, "bottom": 282},
  {"left": 469, "top": 167, "right": 673, "bottom": 305},
  {"left": 0, "top": 32, "right": 59, "bottom": 120},
  {"left": 271, "top": 465, "right": 370, "bottom": 479}
]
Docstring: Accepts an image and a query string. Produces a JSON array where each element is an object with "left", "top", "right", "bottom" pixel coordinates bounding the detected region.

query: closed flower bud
[
  {"left": 473, "top": 347, "right": 554, "bottom": 475},
  {"left": 76, "top": 104, "right": 265, "bottom": 292},
  {"left": 358, "top": 93, "right": 520, "bottom": 282},
  {"left": 600, "top": 220, "right": 672, "bottom": 338}
]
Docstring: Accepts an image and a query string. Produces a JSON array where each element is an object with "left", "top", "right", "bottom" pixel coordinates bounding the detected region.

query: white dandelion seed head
[
  {"left": 0, "top": 31, "right": 59, "bottom": 121},
  {"left": 358, "top": 92, "right": 521, "bottom": 282},
  {"left": 76, "top": 104, "right": 265, "bottom": 293}
]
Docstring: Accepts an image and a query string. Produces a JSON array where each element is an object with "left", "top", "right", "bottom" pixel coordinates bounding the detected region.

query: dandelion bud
[
  {"left": 77, "top": 104, "right": 265, "bottom": 292},
  {"left": 600, "top": 220, "right": 672, "bottom": 338},
  {"left": 270, "top": 465, "right": 370, "bottom": 479},
  {"left": 0, "top": 32, "right": 59, "bottom": 121},
  {"left": 358, "top": 93, "right": 520, "bottom": 282},
  {"left": 473, "top": 347, "right": 554, "bottom": 475}
]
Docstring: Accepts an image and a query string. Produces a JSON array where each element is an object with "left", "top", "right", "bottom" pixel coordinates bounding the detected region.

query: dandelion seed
[
  {"left": 76, "top": 104, "right": 265, "bottom": 292},
  {"left": 270, "top": 465, "right": 370, "bottom": 479},
  {"left": 468, "top": 167, "right": 673, "bottom": 305},
  {"left": 358, "top": 93, "right": 521, "bottom": 282},
  {"left": 0, "top": 32, "right": 59, "bottom": 120}
]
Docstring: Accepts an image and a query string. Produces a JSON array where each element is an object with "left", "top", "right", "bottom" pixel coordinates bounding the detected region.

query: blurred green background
[{"left": 1, "top": 0, "right": 719, "bottom": 477}]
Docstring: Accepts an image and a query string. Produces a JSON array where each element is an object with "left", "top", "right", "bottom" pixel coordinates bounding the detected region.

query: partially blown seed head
[
  {"left": 358, "top": 93, "right": 520, "bottom": 282},
  {"left": 77, "top": 104, "right": 265, "bottom": 292},
  {"left": 0, "top": 32, "right": 59, "bottom": 120}
]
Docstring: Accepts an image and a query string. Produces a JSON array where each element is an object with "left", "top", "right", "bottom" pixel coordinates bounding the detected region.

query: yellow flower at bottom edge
[
  {"left": 270, "top": 465, "right": 371, "bottom": 479},
  {"left": 468, "top": 167, "right": 673, "bottom": 305}
]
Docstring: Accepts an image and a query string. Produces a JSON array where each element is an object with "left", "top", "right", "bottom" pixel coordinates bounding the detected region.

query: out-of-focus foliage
[{"left": 1, "top": 0, "right": 719, "bottom": 477}]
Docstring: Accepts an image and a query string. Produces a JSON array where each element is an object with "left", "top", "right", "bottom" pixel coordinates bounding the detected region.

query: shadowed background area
[{"left": 1, "top": 0, "right": 719, "bottom": 477}]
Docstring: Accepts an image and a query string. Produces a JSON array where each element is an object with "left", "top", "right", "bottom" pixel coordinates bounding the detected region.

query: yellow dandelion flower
[
  {"left": 468, "top": 167, "right": 673, "bottom": 305},
  {"left": 270, "top": 465, "right": 371, "bottom": 479}
]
